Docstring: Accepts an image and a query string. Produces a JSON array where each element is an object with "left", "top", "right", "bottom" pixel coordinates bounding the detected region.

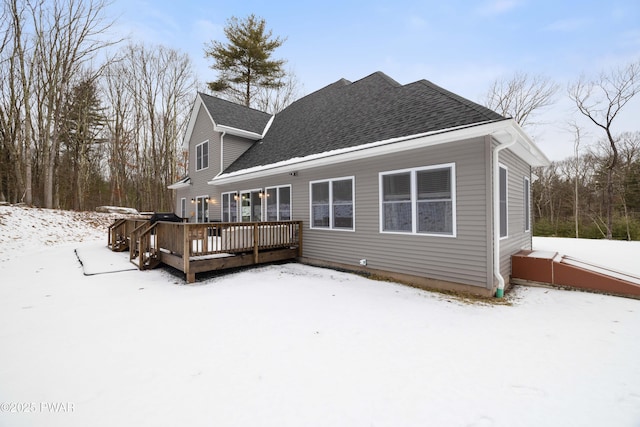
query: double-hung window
[
  {"left": 196, "top": 141, "right": 209, "bottom": 171},
  {"left": 380, "top": 163, "right": 455, "bottom": 236},
  {"left": 180, "top": 198, "right": 186, "bottom": 219},
  {"left": 266, "top": 185, "right": 291, "bottom": 221},
  {"left": 310, "top": 177, "right": 354, "bottom": 230}
]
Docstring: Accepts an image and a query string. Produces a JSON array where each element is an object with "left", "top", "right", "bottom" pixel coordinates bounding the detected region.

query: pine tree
[
  {"left": 59, "top": 77, "right": 107, "bottom": 210},
  {"left": 204, "top": 14, "right": 286, "bottom": 108}
]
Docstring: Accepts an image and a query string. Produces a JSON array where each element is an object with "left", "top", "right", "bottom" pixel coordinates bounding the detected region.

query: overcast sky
[{"left": 105, "top": 0, "right": 640, "bottom": 161}]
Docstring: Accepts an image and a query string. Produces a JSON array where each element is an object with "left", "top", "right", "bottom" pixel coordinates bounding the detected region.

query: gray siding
[
  {"left": 185, "top": 107, "right": 218, "bottom": 222},
  {"left": 175, "top": 188, "right": 189, "bottom": 217},
  {"left": 212, "top": 137, "right": 494, "bottom": 289},
  {"left": 174, "top": 106, "right": 258, "bottom": 222},
  {"left": 498, "top": 148, "right": 532, "bottom": 280},
  {"left": 223, "top": 134, "right": 254, "bottom": 170}
]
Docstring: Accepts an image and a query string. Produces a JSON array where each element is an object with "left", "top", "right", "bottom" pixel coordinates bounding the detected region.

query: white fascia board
[
  {"left": 491, "top": 119, "right": 551, "bottom": 167},
  {"left": 261, "top": 115, "right": 275, "bottom": 138},
  {"left": 214, "top": 124, "right": 263, "bottom": 140},
  {"left": 181, "top": 95, "right": 205, "bottom": 150},
  {"left": 167, "top": 182, "right": 190, "bottom": 190},
  {"left": 168, "top": 177, "right": 191, "bottom": 189},
  {"left": 209, "top": 120, "right": 500, "bottom": 185},
  {"left": 209, "top": 119, "right": 550, "bottom": 185}
]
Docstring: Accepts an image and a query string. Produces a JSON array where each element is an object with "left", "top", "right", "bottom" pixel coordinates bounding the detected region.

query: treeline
[
  {"left": 0, "top": 0, "right": 195, "bottom": 212},
  {"left": 533, "top": 132, "right": 640, "bottom": 240}
]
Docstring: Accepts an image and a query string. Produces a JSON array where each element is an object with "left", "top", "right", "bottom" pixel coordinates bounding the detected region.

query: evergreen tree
[
  {"left": 59, "top": 77, "right": 107, "bottom": 210},
  {"left": 204, "top": 14, "right": 286, "bottom": 108}
]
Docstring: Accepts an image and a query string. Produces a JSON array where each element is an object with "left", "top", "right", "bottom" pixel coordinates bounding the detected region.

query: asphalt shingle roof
[
  {"left": 199, "top": 92, "right": 272, "bottom": 135},
  {"left": 223, "top": 71, "right": 507, "bottom": 174}
]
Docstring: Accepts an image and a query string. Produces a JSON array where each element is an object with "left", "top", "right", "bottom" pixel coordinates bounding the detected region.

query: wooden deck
[{"left": 108, "top": 219, "right": 302, "bottom": 283}]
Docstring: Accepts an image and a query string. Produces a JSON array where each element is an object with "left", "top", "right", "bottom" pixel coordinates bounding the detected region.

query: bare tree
[
  {"left": 253, "top": 69, "right": 302, "bottom": 114},
  {"left": 6, "top": 0, "right": 34, "bottom": 204},
  {"left": 102, "top": 43, "right": 196, "bottom": 211},
  {"left": 615, "top": 132, "right": 640, "bottom": 240},
  {"left": 568, "top": 60, "right": 640, "bottom": 239},
  {"left": 102, "top": 56, "right": 134, "bottom": 207},
  {"left": 484, "top": 72, "right": 559, "bottom": 128},
  {"left": 32, "top": 0, "right": 116, "bottom": 208},
  {"left": 566, "top": 121, "right": 585, "bottom": 237}
]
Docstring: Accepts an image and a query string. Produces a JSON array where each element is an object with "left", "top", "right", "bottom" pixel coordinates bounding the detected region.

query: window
[
  {"left": 195, "top": 195, "right": 209, "bottom": 222},
  {"left": 380, "top": 164, "right": 455, "bottom": 236},
  {"left": 499, "top": 165, "right": 508, "bottom": 238},
  {"left": 266, "top": 185, "right": 291, "bottom": 221},
  {"left": 310, "top": 177, "right": 354, "bottom": 230},
  {"left": 222, "top": 192, "right": 238, "bottom": 222},
  {"left": 196, "top": 141, "right": 209, "bottom": 171},
  {"left": 240, "top": 190, "right": 262, "bottom": 222},
  {"left": 524, "top": 176, "right": 531, "bottom": 232},
  {"left": 180, "top": 198, "right": 186, "bottom": 219}
]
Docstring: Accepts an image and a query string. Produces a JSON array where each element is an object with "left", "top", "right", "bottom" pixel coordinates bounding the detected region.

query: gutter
[
  {"left": 209, "top": 120, "right": 505, "bottom": 185},
  {"left": 493, "top": 130, "right": 517, "bottom": 298}
]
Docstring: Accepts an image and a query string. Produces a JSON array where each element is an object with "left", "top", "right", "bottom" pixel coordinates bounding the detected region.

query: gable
[
  {"left": 199, "top": 92, "right": 272, "bottom": 135},
  {"left": 181, "top": 93, "right": 272, "bottom": 150}
]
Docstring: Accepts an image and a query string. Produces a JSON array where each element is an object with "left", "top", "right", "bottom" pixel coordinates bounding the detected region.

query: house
[{"left": 168, "top": 72, "right": 550, "bottom": 297}]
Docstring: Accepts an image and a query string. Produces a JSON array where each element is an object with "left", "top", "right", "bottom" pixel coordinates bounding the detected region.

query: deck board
[{"left": 110, "top": 219, "right": 302, "bottom": 283}]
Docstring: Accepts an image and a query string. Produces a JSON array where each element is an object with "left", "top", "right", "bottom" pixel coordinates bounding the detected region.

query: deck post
[
  {"left": 183, "top": 223, "right": 192, "bottom": 283},
  {"left": 297, "top": 221, "right": 303, "bottom": 257},
  {"left": 253, "top": 223, "right": 259, "bottom": 264}
]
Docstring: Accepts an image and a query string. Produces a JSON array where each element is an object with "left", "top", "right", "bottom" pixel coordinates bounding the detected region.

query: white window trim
[
  {"left": 180, "top": 197, "right": 186, "bottom": 218},
  {"left": 499, "top": 163, "right": 508, "bottom": 240},
  {"left": 195, "top": 194, "right": 209, "bottom": 223},
  {"left": 239, "top": 188, "right": 263, "bottom": 222},
  {"left": 221, "top": 191, "right": 239, "bottom": 223},
  {"left": 379, "top": 163, "right": 457, "bottom": 238},
  {"left": 195, "top": 140, "right": 209, "bottom": 171},
  {"left": 524, "top": 176, "right": 531, "bottom": 233},
  {"left": 309, "top": 176, "right": 355, "bottom": 231},
  {"left": 265, "top": 184, "right": 292, "bottom": 221}
]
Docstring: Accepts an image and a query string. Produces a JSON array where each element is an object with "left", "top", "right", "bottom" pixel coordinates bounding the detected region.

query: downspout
[
  {"left": 220, "top": 131, "right": 226, "bottom": 174},
  {"left": 493, "top": 130, "right": 517, "bottom": 298}
]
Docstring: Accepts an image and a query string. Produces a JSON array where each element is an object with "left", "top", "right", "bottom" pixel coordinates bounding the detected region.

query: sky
[{"left": 104, "top": 0, "right": 640, "bottom": 161}]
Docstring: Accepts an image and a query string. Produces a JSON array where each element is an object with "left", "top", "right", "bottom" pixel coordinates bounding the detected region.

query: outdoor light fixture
[{"left": 190, "top": 198, "right": 195, "bottom": 204}]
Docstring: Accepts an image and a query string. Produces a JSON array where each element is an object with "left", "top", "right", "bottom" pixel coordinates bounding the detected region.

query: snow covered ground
[{"left": 1, "top": 205, "right": 639, "bottom": 427}]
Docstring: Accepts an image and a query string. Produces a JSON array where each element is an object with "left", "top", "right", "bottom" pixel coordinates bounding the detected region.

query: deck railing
[
  {"left": 154, "top": 221, "right": 301, "bottom": 258},
  {"left": 129, "top": 221, "right": 159, "bottom": 269},
  {"left": 108, "top": 217, "right": 149, "bottom": 251},
  {"left": 110, "top": 219, "right": 303, "bottom": 281}
]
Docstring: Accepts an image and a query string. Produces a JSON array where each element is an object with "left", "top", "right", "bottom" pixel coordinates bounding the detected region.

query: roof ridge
[
  {"left": 351, "top": 71, "right": 401, "bottom": 87},
  {"left": 412, "top": 80, "right": 505, "bottom": 121},
  {"left": 198, "top": 91, "right": 272, "bottom": 116}
]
